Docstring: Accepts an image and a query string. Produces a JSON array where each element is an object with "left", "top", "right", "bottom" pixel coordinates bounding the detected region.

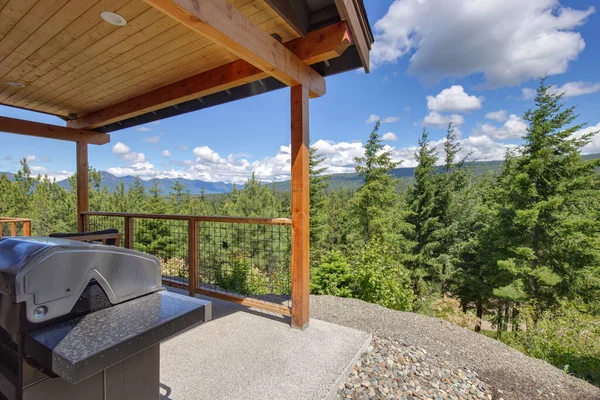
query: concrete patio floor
[{"left": 160, "top": 288, "right": 371, "bottom": 400}]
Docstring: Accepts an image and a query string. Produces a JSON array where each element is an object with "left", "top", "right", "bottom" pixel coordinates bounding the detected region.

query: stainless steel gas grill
[{"left": 0, "top": 237, "right": 211, "bottom": 400}]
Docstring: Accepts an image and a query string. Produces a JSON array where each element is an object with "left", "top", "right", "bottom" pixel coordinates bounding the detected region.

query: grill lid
[{"left": 0, "top": 237, "right": 162, "bottom": 324}]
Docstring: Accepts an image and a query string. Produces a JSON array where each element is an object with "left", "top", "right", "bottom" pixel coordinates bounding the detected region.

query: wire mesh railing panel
[
  {"left": 82, "top": 212, "right": 293, "bottom": 312},
  {"left": 198, "top": 221, "right": 292, "bottom": 307},
  {"left": 133, "top": 218, "right": 189, "bottom": 286},
  {"left": 87, "top": 215, "right": 126, "bottom": 247},
  {"left": 0, "top": 220, "right": 29, "bottom": 236}
]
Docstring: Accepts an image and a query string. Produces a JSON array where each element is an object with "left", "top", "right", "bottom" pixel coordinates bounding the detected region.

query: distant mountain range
[{"left": 2, "top": 154, "right": 599, "bottom": 195}]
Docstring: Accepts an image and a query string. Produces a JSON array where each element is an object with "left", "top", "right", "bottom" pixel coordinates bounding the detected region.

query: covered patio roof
[
  {"left": 0, "top": 0, "right": 373, "bottom": 328},
  {"left": 0, "top": 0, "right": 372, "bottom": 132}
]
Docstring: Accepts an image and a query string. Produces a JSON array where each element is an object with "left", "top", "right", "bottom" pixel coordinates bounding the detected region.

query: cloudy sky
[{"left": 1, "top": 0, "right": 600, "bottom": 184}]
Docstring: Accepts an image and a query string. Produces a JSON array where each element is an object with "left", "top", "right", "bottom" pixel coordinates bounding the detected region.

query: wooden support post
[
  {"left": 76, "top": 142, "right": 89, "bottom": 233},
  {"left": 188, "top": 219, "right": 199, "bottom": 297},
  {"left": 23, "top": 221, "right": 31, "bottom": 236},
  {"left": 11, "top": 222, "right": 16, "bottom": 236},
  {"left": 124, "top": 216, "right": 134, "bottom": 249},
  {"left": 290, "top": 85, "right": 310, "bottom": 329}
]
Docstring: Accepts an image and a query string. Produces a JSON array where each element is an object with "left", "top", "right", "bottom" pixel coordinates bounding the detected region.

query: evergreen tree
[
  {"left": 493, "top": 77, "right": 600, "bottom": 311},
  {"left": 405, "top": 128, "right": 441, "bottom": 294},
  {"left": 127, "top": 177, "right": 146, "bottom": 212},
  {"left": 169, "top": 179, "right": 191, "bottom": 213},
  {"left": 353, "top": 121, "right": 401, "bottom": 243},
  {"left": 309, "top": 145, "right": 331, "bottom": 265},
  {"left": 434, "top": 123, "right": 471, "bottom": 294}
]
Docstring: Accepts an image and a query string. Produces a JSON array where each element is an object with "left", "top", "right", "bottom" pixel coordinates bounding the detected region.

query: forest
[{"left": 1, "top": 79, "right": 599, "bottom": 386}]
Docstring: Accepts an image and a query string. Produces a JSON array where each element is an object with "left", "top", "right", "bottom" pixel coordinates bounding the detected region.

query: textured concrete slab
[{"left": 160, "top": 289, "right": 371, "bottom": 400}]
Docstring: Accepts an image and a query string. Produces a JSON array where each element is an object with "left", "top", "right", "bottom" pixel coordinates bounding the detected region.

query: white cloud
[
  {"left": 193, "top": 146, "right": 225, "bottom": 164},
  {"left": 523, "top": 81, "right": 600, "bottom": 99},
  {"left": 522, "top": 88, "right": 537, "bottom": 100},
  {"left": 382, "top": 116, "right": 400, "bottom": 123},
  {"left": 29, "top": 165, "right": 73, "bottom": 181},
  {"left": 473, "top": 114, "right": 528, "bottom": 140},
  {"left": 26, "top": 154, "right": 36, "bottom": 162},
  {"left": 554, "top": 81, "right": 600, "bottom": 97},
  {"left": 485, "top": 110, "right": 508, "bottom": 122},
  {"left": 162, "top": 150, "right": 172, "bottom": 158},
  {"left": 423, "top": 111, "right": 464, "bottom": 128},
  {"left": 427, "top": 86, "right": 483, "bottom": 113},
  {"left": 135, "top": 126, "right": 151, "bottom": 132},
  {"left": 382, "top": 132, "right": 399, "bottom": 141},
  {"left": 366, "top": 114, "right": 379, "bottom": 124},
  {"left": 106, "top": 134, "right": 524, "bottom": 184},
  {"left": 371, "top": 0, "right": 594, "bottom": 87},
  {"left": 577, "top": 122, "right": 600, "bottom": 154},
  {"left": 112, "top": 142, "right": 130, "bottom": 155},
  {"left": 143, "top": 136, "right": 160, "bottom": 144},
  {"left": 112, "top": 142, "right": 146, "bottom": 163},
  {"left": 366, "top": 114, "right": 400, "bottom": 124},
  {"left": 179, "top": 145, "right": 189, "bottom": 151}
]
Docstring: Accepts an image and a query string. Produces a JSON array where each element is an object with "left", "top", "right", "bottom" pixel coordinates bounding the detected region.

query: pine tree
[
  {"left": 169, "top": 179, "right": 191, "bottom": 213},
  {"left": 353, "top": 121, "right": 401, "bottom": 243},
  {"left": 405, "top": 128, "right": 441, "bottom": 294},
  {"left": 127, "top": 177, "right": 146, "bottom": 212},
  {"left": 309, "top": 145, "right": 331, "bottom": 264},
  {"left": 434, "top": 123, "right": 471, "bottom": 294},
  {"left": 493, "top": 77, "right": 600, "bottom": 311}
]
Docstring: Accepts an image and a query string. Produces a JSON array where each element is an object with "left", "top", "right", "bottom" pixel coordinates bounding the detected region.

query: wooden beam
[
  {"left": 290, "top": 85, "right": 310, "bottom": 329},
  {"left": 143, "top": 0, "right": 325, "bottom": 97},
  {"left": 68, "top": 23, "right": 351, "bottom": 130},
  {"left": 334, "top": 0, "right": 370, "bottom": 72},
  {"left": 0, "top": 116, "right": 109, "bottom": 145},
  {"left": 264, "top": 0, "right": 309, "bottom": 37},
  {"left": 76, "top": 141, "right": 89, "bottom": 233}
]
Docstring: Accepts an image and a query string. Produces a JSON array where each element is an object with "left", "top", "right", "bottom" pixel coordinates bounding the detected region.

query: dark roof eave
[{"left": 93, "top": 46, "right": 364, "bottom": 134}]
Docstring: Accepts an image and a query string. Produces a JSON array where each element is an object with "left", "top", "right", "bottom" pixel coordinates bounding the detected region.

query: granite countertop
[{"left": 25, "top": 290, "right": 211, "bottom": 384}]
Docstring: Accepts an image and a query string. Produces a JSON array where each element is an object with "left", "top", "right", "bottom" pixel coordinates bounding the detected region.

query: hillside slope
[{"left": 312, "top": 295, "right": 600, "bottom": 400}]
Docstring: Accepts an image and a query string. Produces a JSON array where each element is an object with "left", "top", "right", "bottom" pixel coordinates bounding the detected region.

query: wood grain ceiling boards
[{"left": 0, "top": 0, "right": 300, "bottom": 118}]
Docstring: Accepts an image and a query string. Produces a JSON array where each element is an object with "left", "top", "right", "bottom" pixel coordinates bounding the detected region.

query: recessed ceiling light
[
  {"left": 100, "top": 11, "right": 127, "bottom": 26},
  {"left": 6, "top": 81, "right": 25, "bottom": 88}
]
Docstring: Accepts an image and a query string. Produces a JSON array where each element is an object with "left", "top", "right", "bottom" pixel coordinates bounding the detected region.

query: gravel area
[
  {"left": 311, "top": 295, "right": 600, "bottom": 400},
  {"left": 337, "top": 336, "right": 494, "bottom": 400}
]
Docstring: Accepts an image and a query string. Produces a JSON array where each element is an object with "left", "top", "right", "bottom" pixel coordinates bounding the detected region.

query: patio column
[
  {"left": 76, "top": 141, "right": 89, "bottom": 232},
  {"left": 290, "top": 85, "right": 310, "bottom": 329}
]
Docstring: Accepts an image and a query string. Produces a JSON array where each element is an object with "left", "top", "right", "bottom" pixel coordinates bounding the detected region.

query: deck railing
[
  {"left": 81, "top": 211, "right": 293, "bottom": 315},
  {"left": 0, "top": 217, "right": 32, "bottom": 237}
]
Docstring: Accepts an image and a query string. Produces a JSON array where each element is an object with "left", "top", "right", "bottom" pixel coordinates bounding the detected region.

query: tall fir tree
[
  {"left": 434, "top": 123, "right": 471, "bottom": 294},
  {"left": 493, "top": 77, "right": 600, "bottom": 311},
  {"left": 353, "top": 121, "right": 402, "bottom": 243},
  {"left": 309, "top": 144, "right": 331, "bottom": 265},
  {"left": 405, "top": 128, "right": 441, "bottom": 294}
]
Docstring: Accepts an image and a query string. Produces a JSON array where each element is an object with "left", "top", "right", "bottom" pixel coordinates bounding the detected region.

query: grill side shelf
[{"left": 24, "top": 291, "right": 211, "bottom": 384}]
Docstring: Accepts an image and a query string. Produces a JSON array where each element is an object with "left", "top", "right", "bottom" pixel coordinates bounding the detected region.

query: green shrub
[
  {"left": 310, "top": 243, "right": 415, "bottom": 312},
  {"left": 497, "top": 301, "right": 600, "bottom": 386},
  {"left": 310, "top": 251, "right": 354, "bottom": 297},
  {"left": 429, "top": 297, "right": 478, "bottom": 329},
  {"left": 352, "top": 240, "right": 415, "bottom": 311}
]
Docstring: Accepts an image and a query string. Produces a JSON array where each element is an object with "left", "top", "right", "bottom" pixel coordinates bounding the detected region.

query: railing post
[
  {"left": 290, "top": 85, "right": 310, "bottom": 329},
  {"left": 76, "top": 141, "right": 89, "bottom": 232},
  {"left": 187, "top": 218, "right": 199, "bottom": 297},
  {"left": 11, "top": 222, "right": 16, "bottom": 236},
  {"left": 79, "top": 213, "right": 89, "bottom": 233},
  {"left": 23, "top": 220, "right": 31, "bottom": 236},
  {"left": 124, "top": 216, "right": 134, "bottom": 249}
]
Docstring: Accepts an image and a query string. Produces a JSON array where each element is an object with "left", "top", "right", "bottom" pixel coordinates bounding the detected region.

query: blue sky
[{"left": 1, "top": 0, "right": 600, "bottom": 183}]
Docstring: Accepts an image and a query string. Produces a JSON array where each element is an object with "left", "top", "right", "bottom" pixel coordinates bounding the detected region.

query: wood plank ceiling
[{"left": 0, "top": 0, "right": 300, "bottom": 118}]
